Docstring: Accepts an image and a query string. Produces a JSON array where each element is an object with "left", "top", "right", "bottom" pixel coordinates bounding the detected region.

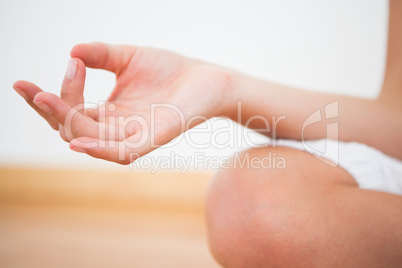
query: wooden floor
[{"left": 0, "top": 167, "right": 220, "bottom": 268}]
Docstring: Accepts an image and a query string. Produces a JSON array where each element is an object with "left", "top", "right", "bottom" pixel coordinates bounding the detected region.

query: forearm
[{"left": 221, "top": 70, "right": 402, "bottom": 159}]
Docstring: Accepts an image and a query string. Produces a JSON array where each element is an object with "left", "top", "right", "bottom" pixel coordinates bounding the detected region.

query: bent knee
[{"left": 205, "top": 146, "right": 352, "bottom": 267}]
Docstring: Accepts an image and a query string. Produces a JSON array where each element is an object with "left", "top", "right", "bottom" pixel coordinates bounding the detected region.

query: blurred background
[{"left": 0, "top": 0, "right": 388, "bottom": 267}]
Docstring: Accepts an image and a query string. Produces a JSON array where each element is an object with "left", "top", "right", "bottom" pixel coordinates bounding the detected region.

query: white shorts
[{"left": 275, "top": 139, "right": 402, "bottom": 196}]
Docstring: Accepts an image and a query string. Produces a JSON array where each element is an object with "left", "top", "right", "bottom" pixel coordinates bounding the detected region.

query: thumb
[{"left": 70, "top": 42, "right": 136, "bottom": 75}]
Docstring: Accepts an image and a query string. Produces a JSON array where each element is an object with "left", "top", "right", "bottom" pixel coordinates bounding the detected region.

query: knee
[{"left": 205, "top": 147, "right": 325, "bottom": 267}]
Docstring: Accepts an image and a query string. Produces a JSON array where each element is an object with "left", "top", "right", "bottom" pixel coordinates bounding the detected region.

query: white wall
[{"left": 0, "top": 0, "right": 388, "bottom": 170}]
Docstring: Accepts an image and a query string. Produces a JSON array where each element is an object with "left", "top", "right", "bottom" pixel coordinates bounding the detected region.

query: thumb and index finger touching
[
  {"left": 70, "top": 42, "right": 135, "bottom": 75},
  {"left": 13, "top": 42, "right": 129, "bottom": 140},
  {"left": 14, "top": 42, "right": 142, "bottom": 162}
]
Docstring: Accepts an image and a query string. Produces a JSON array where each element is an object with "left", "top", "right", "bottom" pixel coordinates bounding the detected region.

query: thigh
[{"left": 206, "top": 146, "right": 402, "bottom": 268}]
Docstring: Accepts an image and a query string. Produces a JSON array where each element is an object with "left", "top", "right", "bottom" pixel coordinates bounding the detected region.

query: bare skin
[
  {"left": 206, "top": 147, "right": 402, "bottom": 267},
  {"left": 14, "top": 45, "right": 231, "bottom": 164},
  {"left": 206, "top": 1, "right": 402, "bottom": 267},
  {"left": 13, "top": 0, "right": 402, "bottom": 267}
]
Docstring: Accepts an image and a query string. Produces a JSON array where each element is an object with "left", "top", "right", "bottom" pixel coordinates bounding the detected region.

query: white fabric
[{"left": 274, "top": 139, "right": 402, "bottom": 196}]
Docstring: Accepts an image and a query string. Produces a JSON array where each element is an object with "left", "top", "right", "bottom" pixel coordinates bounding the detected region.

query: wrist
[
  {"left": 218, "top": 68, "right": 259, "bottom": 123},
  {"left": 218, "top": 68, "right": 276, "bottom": 131},
  {"left": 214, "top": 67, "right": 244, "bottom": 120}
]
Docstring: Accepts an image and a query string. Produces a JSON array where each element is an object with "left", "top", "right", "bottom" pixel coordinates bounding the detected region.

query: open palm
[{"left": 13, "top": 42, "right": 230, "bottom": 164}]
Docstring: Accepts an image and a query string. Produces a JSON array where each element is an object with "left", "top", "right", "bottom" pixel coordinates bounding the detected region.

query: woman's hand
[{"left": 13, "top": 42, "right": 232, "bottom": 164}]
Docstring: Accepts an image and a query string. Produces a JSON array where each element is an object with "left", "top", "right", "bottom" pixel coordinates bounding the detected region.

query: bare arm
[
  {"left": 13, "top": 1, "right": 402, "bottom": 164},
  {"left": 380, "top": 0, "right": 402, "bottom": 105},
  {"left": 222, "top": 0, "right": 402, "bottom": 160},
  {"left": 224, "top": 70, "right": 402, "bottom": 159}
]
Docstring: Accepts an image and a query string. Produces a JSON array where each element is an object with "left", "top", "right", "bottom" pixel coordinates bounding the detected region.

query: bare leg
[{"left": 206, "top": 147, "right": 402, "bottom": 267}]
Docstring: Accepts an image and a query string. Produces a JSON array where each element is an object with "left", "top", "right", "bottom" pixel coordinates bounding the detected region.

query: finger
[
  {"left": 59, "top": 57, "right": 86, "bottom": 141},
  {"left": 58, "top": 125, "right": 69, "bottom": 142},
  {"left": 13, "top": 80, "right": 59, "bottom": 130},
  {"left": 69, "top": 133, "right": 150, "bottom": 165},
  {"left": 85, "top": 107, "right": 99, "bottom": 121},
  {"left": 70, "top": 42, "right": 136, "bottom": 75},
  {"left": 61, "top": 57, "right": 86, "bottom": 112},
  {"left": 33, "top": 92, "right": 99, "bottom": 141}
]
